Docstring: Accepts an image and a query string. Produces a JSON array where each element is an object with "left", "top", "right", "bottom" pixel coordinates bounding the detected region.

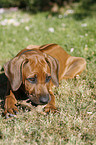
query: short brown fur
[{"left": 4, "top": 44, "right": 86, "bottom": 118}]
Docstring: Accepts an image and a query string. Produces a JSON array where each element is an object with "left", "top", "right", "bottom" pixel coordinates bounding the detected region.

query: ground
[{"left": 0, "top": 4, "right": 96, "bottom": 144}]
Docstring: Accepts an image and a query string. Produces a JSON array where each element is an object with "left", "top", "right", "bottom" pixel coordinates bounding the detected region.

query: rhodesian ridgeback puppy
[{"left": 4, "top": 44, "right": 86, "bottom": 118}]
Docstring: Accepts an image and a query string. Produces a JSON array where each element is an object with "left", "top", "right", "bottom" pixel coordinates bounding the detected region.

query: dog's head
[{"left": 4, "top": 49, "right": 59, "bottom": 105}]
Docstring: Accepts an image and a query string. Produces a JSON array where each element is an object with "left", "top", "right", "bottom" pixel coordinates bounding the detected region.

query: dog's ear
[
  {"left": 45, "top": 54, "right": 59, "bottom": 87},
  {"left": 4, "top": 56, "right": 28, "bottom": 91}
]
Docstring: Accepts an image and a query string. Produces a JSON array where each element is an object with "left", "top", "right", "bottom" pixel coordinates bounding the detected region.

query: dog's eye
[
  {"left": 27, "top": 76, "right": 37, "bottom": 84},
  {"left": 46, "top": 75, "right": 51, "bottom": 83}
]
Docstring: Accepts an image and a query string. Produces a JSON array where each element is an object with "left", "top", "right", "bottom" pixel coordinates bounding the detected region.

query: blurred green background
[{"left": 0, "top": 0, "right": 96, "bottom": 12}]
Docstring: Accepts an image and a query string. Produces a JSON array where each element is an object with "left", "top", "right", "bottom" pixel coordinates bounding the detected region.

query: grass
[{"left": 0, "top": 4, "right": 96, "bottom": 145}]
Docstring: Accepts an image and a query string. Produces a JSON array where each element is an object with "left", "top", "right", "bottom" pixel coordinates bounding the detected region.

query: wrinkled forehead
[{"left": 23, "top": 54, "right": 50, "bottom": 77}]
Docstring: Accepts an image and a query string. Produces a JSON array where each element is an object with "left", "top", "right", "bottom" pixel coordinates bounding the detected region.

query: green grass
[{"left": 0, "top": 4, "right": 96, "bottom": 144}]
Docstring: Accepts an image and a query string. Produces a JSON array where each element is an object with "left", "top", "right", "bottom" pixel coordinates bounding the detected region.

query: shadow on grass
[
  {"left": 46, "top": 8, "right": 93, "bottom": 21},
  {"left": 0, "top": 69, "right": 7, "bottom": 110},
  {"left": 72, "top": 11, "right": 91, "bottom": 21},
  {"left": 72, "top": 2, "right": 96, "bottom": 21}
]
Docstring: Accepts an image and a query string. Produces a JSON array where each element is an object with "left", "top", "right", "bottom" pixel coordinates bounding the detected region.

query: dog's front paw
[
  {"left": 4, "top": 105, "right": 18, "bottom": 119},
  {"left": 44, "top": 105, "right": 57, "bottom": 114},
  {"left": 4, "top": 92, "right": 18, "bottom": 119}
]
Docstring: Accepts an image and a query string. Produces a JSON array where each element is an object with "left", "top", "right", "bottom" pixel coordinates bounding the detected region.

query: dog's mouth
[
  {"left": 26, "top": 99, "right": 38, "bottom": 107},
  {"left": 27, "top": 94, "right": 51, "bottom": 106}
]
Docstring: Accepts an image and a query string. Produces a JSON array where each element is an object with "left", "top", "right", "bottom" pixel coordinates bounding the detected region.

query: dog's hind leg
[{"left": 62, "top": 56, "right": 86, "bottom": 79}]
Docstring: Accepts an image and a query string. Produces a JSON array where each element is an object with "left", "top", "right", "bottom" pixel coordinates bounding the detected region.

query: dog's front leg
[
  {"left": 4, "top": 90, "right": 18, "bottom": 118},
  {"left": 44, "top": 90, "right": 57, "bottom": 113}
]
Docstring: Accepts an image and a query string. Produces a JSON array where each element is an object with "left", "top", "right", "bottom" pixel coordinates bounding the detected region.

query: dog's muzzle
[{"left": 28, "top": 94, "right": 50, "bottom": 105}]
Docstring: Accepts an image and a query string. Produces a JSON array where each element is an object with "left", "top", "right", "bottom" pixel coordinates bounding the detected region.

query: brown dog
[{"left": 4, "top": 44, "right": 86, "bottom": 118}]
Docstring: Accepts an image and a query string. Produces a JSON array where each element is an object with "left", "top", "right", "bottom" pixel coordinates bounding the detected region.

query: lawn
[{"left": 0, "top": 4, "right": 96, "bottom": 145}]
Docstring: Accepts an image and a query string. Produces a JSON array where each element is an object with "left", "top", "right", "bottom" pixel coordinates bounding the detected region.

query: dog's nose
[{"left": 39, "top": 94, "right": 49, "bottom": 104}]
